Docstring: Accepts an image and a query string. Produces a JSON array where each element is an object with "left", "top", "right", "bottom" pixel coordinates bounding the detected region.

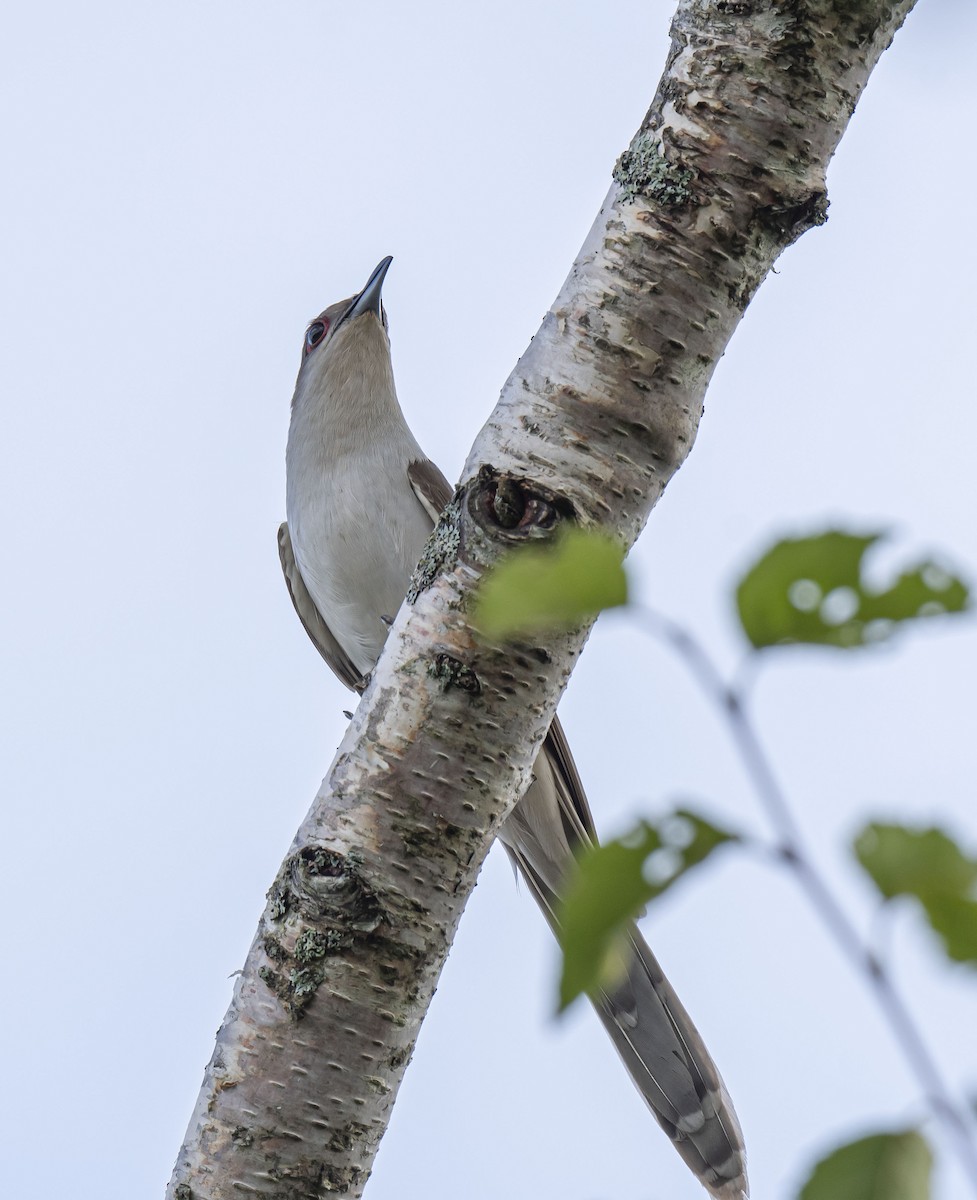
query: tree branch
[
  {"left": 169, "top": 2, "right": 919, "bottom": 1194},
  {"left": 634, "top": 605, "right": 977, "bottom": 1191}
]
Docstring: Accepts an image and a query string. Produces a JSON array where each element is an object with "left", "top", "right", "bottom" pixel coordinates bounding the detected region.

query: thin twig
[{"left": 633, "top": 605, "right": 977, "bottom": 1191}]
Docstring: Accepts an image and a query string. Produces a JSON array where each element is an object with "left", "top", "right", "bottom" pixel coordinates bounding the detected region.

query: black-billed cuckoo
[{"left": 280, "top": 258, "right": 748, "bottom": 1199}]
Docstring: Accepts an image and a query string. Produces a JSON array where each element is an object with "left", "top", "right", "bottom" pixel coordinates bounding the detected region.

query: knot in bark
[
  {"left": 428, "top": 652, "right": 481, "bottom": 695},
  {"left": 286, "top": 846, "right": 383, "bottom": 933},
  {"left": 469, "top": 466, "right": 576, "bottom": 543}
]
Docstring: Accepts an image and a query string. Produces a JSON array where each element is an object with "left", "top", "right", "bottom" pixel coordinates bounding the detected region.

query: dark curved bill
[{"left": 345, "top": 256, "right": 393, "bottom": 321}]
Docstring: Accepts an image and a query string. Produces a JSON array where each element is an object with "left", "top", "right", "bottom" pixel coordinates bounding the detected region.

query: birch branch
[{"left": 169, "top": 2, "right": 918, "bottom": 1195}]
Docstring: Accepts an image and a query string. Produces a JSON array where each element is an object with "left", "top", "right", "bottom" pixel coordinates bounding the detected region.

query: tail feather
[
  {"left": 597, "top": 927, "right": 747, "bottom": 1199},
  {"left": 507, "top": 837, "right": 748, "bottom": 1198},
  {"left": 500, "top": 721, "right": 748, "bottom": 1198}
]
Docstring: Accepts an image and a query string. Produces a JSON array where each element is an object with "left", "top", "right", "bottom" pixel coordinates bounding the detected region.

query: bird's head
[{"left": 292, "top": 257, "right": 395, "bottom": 415}]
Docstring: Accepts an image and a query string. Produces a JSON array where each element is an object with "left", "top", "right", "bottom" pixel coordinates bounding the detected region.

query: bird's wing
[
  {"left": 406, "top": 457, "right": 454, "bottom": 520},
  {"left": 543, "top": 714, "right": 599, "bottom": 844},
  {"left": 278, "top": 521, "right": 363, "bottom": 692}
]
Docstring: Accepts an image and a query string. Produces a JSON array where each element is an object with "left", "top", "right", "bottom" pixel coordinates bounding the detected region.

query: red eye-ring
[{"left": 304, "top": 319, "right": 329, "bottom": 356}]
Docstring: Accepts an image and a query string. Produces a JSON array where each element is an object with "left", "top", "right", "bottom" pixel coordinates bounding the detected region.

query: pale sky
[{"left": 3, "top": 2, "right": 976, "bottom": 1198}]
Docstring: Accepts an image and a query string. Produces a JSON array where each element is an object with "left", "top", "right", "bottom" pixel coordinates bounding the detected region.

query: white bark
[{"left": 168, "top": 1, "right": 917, "bottom": 1195}]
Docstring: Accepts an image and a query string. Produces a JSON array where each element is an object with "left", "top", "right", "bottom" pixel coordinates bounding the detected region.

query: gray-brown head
[
  {"left": 288, "top": 256, "right": 418, "bottom": 455},
  {"left": 292, "top": 257, "right": 395, "bottom": 408}
]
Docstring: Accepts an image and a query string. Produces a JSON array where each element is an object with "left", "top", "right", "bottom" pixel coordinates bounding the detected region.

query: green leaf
[
  {"left": 854, "top": 824, "right": 977, "bottom": 900},
  {"left": 556, "top": 809, "right": 738, "bottom": 1012},
  {"left": 913, "top": 892, "right": 977, "bottom": 966},
  {"left": 854, "top": 823, "right": 977, "bottom": 966},
  {"left": 473, "top": 528, "right": 627, "bottom": 639},
  {"left": 798, "top": 1130, "right": 932, "bottom": 1200},
  {"left": 735, "top": 530, "right": 969, "bottom": 650}
]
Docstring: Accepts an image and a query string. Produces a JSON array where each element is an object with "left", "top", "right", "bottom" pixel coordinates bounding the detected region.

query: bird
[{"left": 279, "top": 256, "right": 748, "bottom": 1199}]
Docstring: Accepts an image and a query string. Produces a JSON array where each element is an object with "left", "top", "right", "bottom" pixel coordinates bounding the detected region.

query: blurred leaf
[
  {"left": 473, "top": 528, "right": 627, "bottom": 639},
  {"left": 854, "top": 823, "right": 977, "bottom": 966},
  {"left": 917, "top": 893, "right": 977, "bottom": 965},
  {"left": 735, "top": 530, "right": 969, "bottom": 650},
  {"left": 798, "top": 1130, "right": 931, "bottom": 1200},
  {"left": 557, "top": 809, "right": 738, "bottom": 1011},
  {"left": 854, "top": 824, "right": 977, "bottom": 900}
]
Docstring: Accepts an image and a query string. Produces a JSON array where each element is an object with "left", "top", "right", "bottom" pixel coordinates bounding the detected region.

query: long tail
[
  {"left": 596, "top": 925, "right": 748, "bottom": 1199},
  {"left": 499, "top": 720, "right": 748, "bottom": 1199}
]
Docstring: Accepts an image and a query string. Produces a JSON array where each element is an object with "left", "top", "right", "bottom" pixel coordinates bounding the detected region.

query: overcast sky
[{"left": 3, "top": 2, "right": 976, "bottom": 1198}]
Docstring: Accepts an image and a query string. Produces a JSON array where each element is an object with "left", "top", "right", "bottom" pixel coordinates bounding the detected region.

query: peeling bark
[{"left": 168, "top": 1, "right": 917, "bottom": 1195}]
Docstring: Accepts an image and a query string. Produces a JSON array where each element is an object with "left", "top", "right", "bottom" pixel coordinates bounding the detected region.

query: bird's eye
[{"left": 304, "top": 320, "right": 328, "bottom": 355}]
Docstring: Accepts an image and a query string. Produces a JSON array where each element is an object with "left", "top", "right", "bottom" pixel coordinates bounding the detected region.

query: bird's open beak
[{"left": 343, "top": 256, "right": 393, "bottom": 323}]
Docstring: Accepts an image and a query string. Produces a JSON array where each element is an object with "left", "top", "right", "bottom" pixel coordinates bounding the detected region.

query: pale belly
[{"left": 286, "top": 465, "right": 434, "bottom": 677}]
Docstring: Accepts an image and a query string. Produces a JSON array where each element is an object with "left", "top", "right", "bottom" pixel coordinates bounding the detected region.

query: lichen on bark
[{"left": 613, "top": 131, "right": 695, "bottom": 206}]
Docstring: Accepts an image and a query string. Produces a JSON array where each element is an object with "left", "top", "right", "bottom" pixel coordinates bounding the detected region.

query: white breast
[{"left": 286, "top": 413, "right": 434, "bottom": 677}]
